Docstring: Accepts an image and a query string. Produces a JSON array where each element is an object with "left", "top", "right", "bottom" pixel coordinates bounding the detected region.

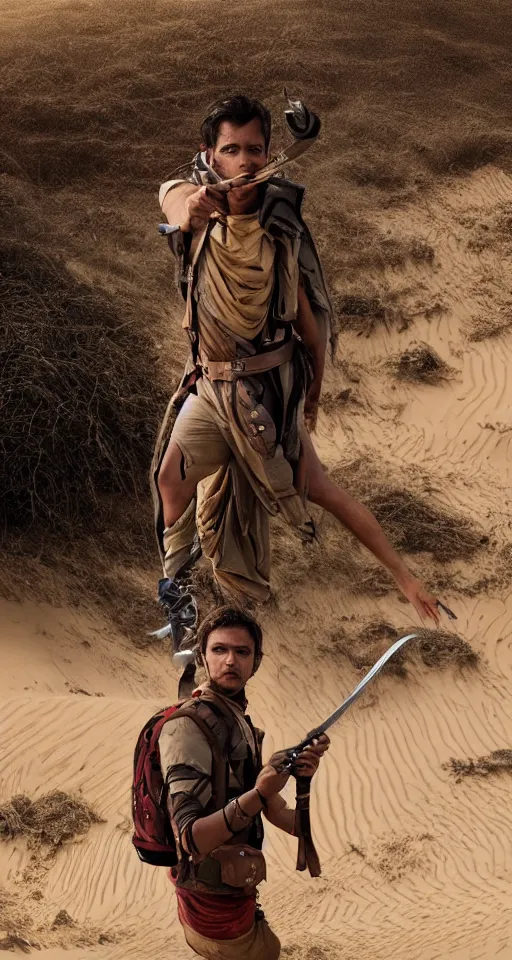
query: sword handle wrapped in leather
[{"left": 293, "top": 774, "right": 321, "bottom": 877}]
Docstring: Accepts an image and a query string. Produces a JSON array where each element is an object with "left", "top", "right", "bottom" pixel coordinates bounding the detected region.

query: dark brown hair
[
  {"left": 197, "top": 605, "right": 263, "bottom": 669},
  {"left": 200, "top": 95, "right": 271, "bottom": 151}
]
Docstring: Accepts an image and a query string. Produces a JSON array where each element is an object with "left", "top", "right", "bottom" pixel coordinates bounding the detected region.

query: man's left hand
[{"left": 293, "top": 734, "right": 330, "bottom": 779}]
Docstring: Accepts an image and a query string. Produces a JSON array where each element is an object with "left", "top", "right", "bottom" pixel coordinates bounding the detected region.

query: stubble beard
[{"left": 210, "top": 677, "right": 244, "bottom": 698}]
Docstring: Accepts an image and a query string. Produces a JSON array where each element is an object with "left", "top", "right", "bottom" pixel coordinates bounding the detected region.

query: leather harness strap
[
  {"left": 201, "top": 338, "right": 295, "bottom": 382},
  {"left": 293, "top": 774, "right": 321, "bottom": 877}
]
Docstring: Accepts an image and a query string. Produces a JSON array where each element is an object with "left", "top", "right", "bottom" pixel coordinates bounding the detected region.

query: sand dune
[
  {"left": 2, "top": 0, "right": 512, "bottom": 956},
  {"left": 2, "top": 583, "right": 512, "bottom": 957}
]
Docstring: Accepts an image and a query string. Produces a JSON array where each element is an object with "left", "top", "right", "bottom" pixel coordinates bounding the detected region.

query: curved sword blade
[{"left": 292, "top": 633, "right": 418, "bottom": 754}]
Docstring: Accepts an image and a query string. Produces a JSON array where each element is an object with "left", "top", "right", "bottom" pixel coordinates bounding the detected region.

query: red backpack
[{"left": 132, "top": 701, "right": 228, "bottom": 867}]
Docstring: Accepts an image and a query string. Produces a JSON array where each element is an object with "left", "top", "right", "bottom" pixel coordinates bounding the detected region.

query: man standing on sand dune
[
  {"left": 158, "top": 605, "right": 330, "bottom": 959},
  {"left": 151, "top": 94, "right": 441, "bottom": 657}
]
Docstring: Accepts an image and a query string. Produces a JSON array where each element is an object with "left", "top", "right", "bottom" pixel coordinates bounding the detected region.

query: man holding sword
[
  {"left": 146, "top": 606, "right": 419, "bottom": 958},
  {"left": 157, "top": 605, "right": 330, "bottom": 959}
]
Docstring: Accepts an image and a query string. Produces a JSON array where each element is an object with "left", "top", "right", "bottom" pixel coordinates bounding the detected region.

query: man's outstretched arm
[
  {"left": 301, "top": 430, "right": 442, "bottom": 623},
  {"left": 161, "top": 181, "right": 228, "bottom": 234}
]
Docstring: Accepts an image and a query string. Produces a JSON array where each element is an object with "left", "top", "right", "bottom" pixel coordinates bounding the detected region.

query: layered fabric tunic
[
  {"left": 199, "top": 213, "right": 275, "bottom": 351},
  {"left": 151, "top": 173, "right": 333, "bottom": 602}
]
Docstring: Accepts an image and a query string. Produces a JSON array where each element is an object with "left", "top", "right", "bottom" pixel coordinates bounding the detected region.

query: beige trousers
[{"left": 182, "top": 918, "right": 280, "bottom": 960}]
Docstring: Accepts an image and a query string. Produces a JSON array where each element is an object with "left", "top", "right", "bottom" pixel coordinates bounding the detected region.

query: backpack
[{"left": 132, "top": 701, "right": 229, "bottom": 867}]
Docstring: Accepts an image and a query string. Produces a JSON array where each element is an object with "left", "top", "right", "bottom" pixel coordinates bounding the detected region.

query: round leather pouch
[{"left": 210, "top": 844, "right": 266, "bottom": 892}]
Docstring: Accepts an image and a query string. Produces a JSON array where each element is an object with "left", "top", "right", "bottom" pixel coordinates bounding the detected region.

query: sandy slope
[{"left": 2, "top": 160, "right": 512, "bottom": 957}]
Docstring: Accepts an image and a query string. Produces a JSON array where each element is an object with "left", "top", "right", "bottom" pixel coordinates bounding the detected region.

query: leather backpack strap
[
  {"left": 293, "top": 775, "right": 321, "bottom": 877},
  {"left": 170, "top": 705, "right": 228, "bottom": 810}
]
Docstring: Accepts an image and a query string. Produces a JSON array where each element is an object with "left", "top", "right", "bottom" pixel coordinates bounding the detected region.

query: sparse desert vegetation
[{"left": 1, "top": 0, "right": 512, "bottom": 958}]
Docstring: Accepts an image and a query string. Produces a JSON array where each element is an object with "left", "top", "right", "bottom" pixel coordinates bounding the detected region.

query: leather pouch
[
  {"left": 210, "top": 844, "right": 266, "bottom": 891},
  {"left": 234, "top": 380, "right": 277, "bottom": 460}
]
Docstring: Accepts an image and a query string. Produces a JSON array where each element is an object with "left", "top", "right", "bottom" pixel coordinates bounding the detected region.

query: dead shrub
[
  {"left": 468, "top": 310, "right": 512, "bottom": 341},
  {"left": 0, "top": 791, "right": 104, "bottom": 849},
  {"left": 0, "top": 241, "right": 164, "bottom": 534},
  {"left": 322, "top": 620, "right": 408, "bottom": 677},
  {"left": 466, "top": 205, "right": 512, "bottom": 257},
  {"left": 321, "top": 622, "right": 477, "bottom": 676},
  {"left": 367, "top": 489, "right": 484, "bottom": 562},
  {"left": 0, "top": 888, "right": 34, "bottom": 951},
  {"left": 389, "top": 343, "right": 453, "bottom": 384},
  {"left": 52, "top": 910, "right": 76, "bottom": 928},
  {"left": 414, "top": 628, "right": 479, "bottom": 668},
  {"left": 320, "top": 387, "right": 362, "bottom": 414},
  {"left": 334, "top": 292, "right": 409, "bottom": 336},
  {"left": 444, "top": 749, "right": 512, "bottom": 782},
  {"left": 368, "top": 831, "right": 432, "bottom": 881}
]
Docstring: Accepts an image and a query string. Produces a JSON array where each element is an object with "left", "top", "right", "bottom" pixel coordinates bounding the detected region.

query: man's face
[
  {"left": 204, "top": 626, "right": 256, "bottom": 695},
  {"left": 208, "top": 117, "right": 268, "bottom": 181}
]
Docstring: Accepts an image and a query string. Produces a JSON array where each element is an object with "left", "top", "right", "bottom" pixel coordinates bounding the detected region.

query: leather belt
[{"left": 201, "top": 338, "right": 295, "bottom": 382}]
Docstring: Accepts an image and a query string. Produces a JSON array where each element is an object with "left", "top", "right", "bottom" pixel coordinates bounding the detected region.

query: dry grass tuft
[
  {"left": 368, "top": 832, "right": 432, "bottom": 882},
  {"left": 427, "top": 543, "right": 512, "bottom": 600},
  {"left": 468, "top": 309, "right": 512, "bottom": 342},
  {"left": 389, "top": 343, "right": 453, "bottom": 384},
  {"left": 366, "top": 489, "right": 483, "bottom": 563},
  {"left": 320, "top": 387, "right": 362, "bottom": 414},
  {"left": 444, "top": 749, "right": 512, "bottom": 783},
  {"left": 0, "top": 888, "right": 35, "bottom": 953},
  {"left": 414, "top": 628, "right": 479, "bottom": 668},
  {"left": 0, "top": 791, "right": 104, "bottom": 849},
  {"left": 331, "top": 458, "right": 486, "bottom": 564},
  {"left": 52, "top": 910, "right": 76, "bottom": 928},
  {"left": 281, "top": 944, "right": 333, "bottom": 960},
  {"left": 321, "top": 621, "right": 478, "bottom": 676},
  {"left": 465, "top": 203, "right": 512, "bottom": 254},
  {"left": 334, "top": 291, "right": 409, "bottom": 337},
  {"left": 320, "top": 357, "right": 365, "bottom": 413},
  {"left": 322, "top": 620, "right": 408, "bottom": 677}
]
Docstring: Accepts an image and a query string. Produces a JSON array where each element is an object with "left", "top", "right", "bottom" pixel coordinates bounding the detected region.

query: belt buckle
[{"left": 231, "top": 359, "right": 246, "bottom": 372}]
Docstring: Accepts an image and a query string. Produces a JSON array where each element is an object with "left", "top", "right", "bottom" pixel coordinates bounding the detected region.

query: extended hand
[
  {"left": 181, "top": 185, "right": 227, "bottom": 231},
  {"left": 397, "top": 573, "right": 440, "bottom": 624},
  {"left": 293, "top": 734, "right": 330, "bottom": 779}
]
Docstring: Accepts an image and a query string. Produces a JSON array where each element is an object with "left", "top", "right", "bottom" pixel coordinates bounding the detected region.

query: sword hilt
[{"left": 284, "top": 727, "right": 325, "bottom": 768}]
